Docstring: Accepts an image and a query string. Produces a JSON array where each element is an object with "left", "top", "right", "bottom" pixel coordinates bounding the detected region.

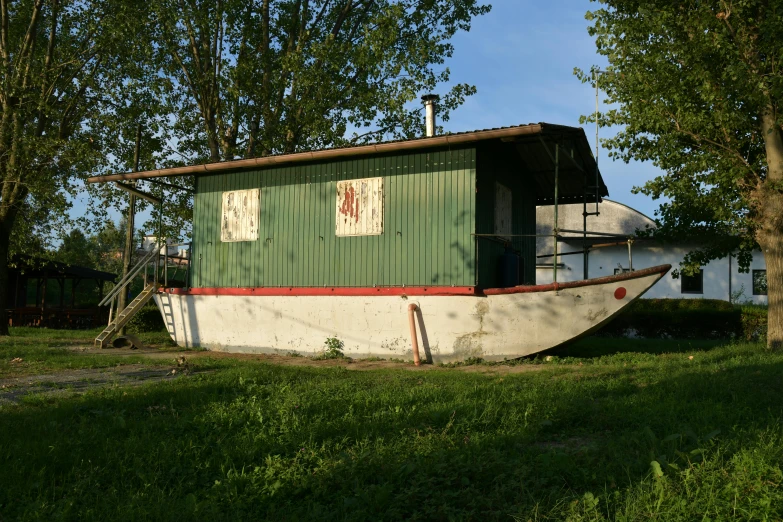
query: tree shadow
[
  {"left": 548, "top": 336, "right": 731, "bottom": 359},
  {"left": 1, "top": 356, "right": 782, "bottom": 520}
]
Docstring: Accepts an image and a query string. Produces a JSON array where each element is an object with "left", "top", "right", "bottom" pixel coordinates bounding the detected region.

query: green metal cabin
[{"left": 98, "top": 123, "right": 608, "bottom": 291}]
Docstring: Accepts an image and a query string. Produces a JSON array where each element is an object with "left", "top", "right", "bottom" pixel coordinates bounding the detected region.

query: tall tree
[
  {"left": 0, "top": 0, "right": 148, "bottom": 335},
  {"left": 149, "top": 0, "right": 490, "bottom": 163},
  {"left": 579, "top": 0, "right": 783, "bottom": 348}
]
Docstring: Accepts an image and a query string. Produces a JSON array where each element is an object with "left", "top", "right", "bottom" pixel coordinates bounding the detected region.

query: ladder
[{"left": 95, "top": 283, "right": 159, "bottom": 348}]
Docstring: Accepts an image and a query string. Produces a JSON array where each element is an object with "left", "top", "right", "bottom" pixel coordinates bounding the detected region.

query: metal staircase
[
  {"left": 94, "top": 243, "right": 163, "bottom": 349},
  {"left": 94, "top": 236, "right": 191, "bottom": 348},
  {"left": 94, "top": 283, "right": 159, "bottom": 348}
]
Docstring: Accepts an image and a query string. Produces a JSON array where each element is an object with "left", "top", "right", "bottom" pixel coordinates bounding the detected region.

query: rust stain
[{"left": 339, "top": 184, "right": 359, "bottom": 223}]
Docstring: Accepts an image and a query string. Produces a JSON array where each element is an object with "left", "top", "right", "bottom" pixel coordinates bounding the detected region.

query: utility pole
[{"left": 118, "top": 124, "right": 142, "bottom": 334}]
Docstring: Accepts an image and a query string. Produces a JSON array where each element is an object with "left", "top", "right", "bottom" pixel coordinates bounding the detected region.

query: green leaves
[
  {"left": 581, "top": 0, "right": 783, "bottom": 284},
  {"left": 147, "top": 0, "right": 491, "bottom": 163}
]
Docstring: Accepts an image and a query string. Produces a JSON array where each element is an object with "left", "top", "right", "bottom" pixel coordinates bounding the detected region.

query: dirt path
[
  {"left": 0, "top": 364, "right": 185, "bottom": 405},
  {"left": 67, "top": 345, "right": 548, "bottom": 374},
  {"left": 1, "top": 347, "right": 547, "bottom": 405}
]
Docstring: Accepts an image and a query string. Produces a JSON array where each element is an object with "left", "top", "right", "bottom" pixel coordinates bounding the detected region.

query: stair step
[{"left": 94, "top": 284, "right": 159, "bottom": 348}]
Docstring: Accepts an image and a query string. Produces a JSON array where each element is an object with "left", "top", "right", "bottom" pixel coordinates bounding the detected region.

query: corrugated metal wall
[
  {"left": 475, "top": 142, "right": 537, "bottom": 288},
  {"left": 191, "top": 148, "right": 476, "bottom": 288}
]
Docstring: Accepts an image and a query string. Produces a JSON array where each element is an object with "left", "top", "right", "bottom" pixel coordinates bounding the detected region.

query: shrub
[
  {"left": 126, "top": 305, "right": 167, "bottom": 333},
  {"left": 313, "top": 337, "right": 345, "bottom": 360},
  {"left": 599, "top": 299, "right": 766, "bottom": 340}
]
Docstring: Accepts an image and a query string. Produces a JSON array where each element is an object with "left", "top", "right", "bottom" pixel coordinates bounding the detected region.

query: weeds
[{"left": 312, "top": 337, "right": 345, "bottom": 360}]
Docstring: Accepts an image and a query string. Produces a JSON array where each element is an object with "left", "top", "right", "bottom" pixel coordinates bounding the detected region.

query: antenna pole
[{"left": 594, "top": 69, "right": 600, "bottom": 214}]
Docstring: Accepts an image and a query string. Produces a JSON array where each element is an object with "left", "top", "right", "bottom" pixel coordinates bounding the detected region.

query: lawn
[{"left": 1, "top": 331, "right": 782, "bottom": 521}]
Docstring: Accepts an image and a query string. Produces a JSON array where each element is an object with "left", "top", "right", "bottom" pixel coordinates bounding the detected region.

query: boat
[
  {"left": 154, "top": 264, "right": 670, "bottom": 362},
  {"left": 88, "top": 111, "right": 669, "bottom": 360}
]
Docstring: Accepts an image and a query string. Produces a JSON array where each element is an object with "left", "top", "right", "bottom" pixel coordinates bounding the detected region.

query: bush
[
  {"left": 600, "top": 299, "right": 767, "bottom": 341},
  {"left": 126, "top": 305, "right": 167, "bottom": 333}
]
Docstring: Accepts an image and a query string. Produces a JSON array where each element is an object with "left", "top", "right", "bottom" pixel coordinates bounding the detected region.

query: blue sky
[{"left": 442, "top": 0, "right": 665, "bottom": 219}]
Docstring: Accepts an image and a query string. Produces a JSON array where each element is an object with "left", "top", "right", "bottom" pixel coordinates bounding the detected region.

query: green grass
[
  {"left": 0, "top": 327, "right": 181, "bottom": 377},
  {"left": 1, "top": 336, "right": 782, "bottom": 520}
]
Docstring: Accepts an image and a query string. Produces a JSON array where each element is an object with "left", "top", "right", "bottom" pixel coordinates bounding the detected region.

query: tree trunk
[
  {"left": 0, "top": 216, "right": 12, "bottom": 336},
  {"left": 759, "top": 108, "right": 783, "bottom": 349},
  {"left": 758, "top": 218, "right": 783, "bottom": 349}
]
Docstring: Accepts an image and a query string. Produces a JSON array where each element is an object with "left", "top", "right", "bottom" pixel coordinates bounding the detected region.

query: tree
[
  {"left": 0, "top": 1, "right": 150, "bottom": 335},
  {"left": 56, "top": 222, "right": 127, "bottom": 275},
  {"left": 579, "top": 0, "right": 783, "bottom": 348},
  {"left": 149, "top": 0, "right": 490, "bottom": 163}
]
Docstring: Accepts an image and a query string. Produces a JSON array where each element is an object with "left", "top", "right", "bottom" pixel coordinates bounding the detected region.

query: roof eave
[{"left": 87, "top": 124, "right": 545, "bottom": 184}]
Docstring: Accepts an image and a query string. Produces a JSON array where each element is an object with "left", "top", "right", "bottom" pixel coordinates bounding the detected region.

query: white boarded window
[
  {"left": 494, "top": 182, "right": 513, "bottom": 238},
  {"left": 335, "top": 177, "right": 384, "bottom": 236},
  {"left": 221, "top": 188, "right": 260, "bottom": 242}
]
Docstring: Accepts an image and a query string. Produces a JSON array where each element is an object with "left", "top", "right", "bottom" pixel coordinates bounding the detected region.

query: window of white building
[
  {"left": 681, "top": 269, "right": 703, "bottom": 294},
  {"left": 753, "top": 270, "right": 768, "bottom": 295}
]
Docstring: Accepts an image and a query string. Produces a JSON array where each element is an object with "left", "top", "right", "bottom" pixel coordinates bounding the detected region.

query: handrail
[{"left": 99, "top": 246, "right": 160, "bottom": 306}]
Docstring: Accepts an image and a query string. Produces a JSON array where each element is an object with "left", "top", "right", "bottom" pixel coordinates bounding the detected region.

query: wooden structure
[
  {"left": 6, "top": 257, "right": 116, "bottom": 329},
  {"left": 86, "top": 123, "right": 674, "bottom": 361}
]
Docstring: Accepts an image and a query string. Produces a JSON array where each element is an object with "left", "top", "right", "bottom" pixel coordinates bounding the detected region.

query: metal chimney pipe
[{"left": 421, "top": 94, "right": 439, "bottom": 137}]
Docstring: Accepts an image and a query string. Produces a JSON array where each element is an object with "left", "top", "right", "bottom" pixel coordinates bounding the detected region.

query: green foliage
[
  {"left": 2, "top": 338, "right": 783, "bottom": 519},
  {"left": 577, "top": 1, "right": 783, "bottom": 275},
  {"left": 146, "top": 0, "right": 491, "bottom": 163},
  {"left": 600, "top": 298, "right": 767, "bottom": 341},
  {"left": 126, "top": 306, "right": 167, "bottom": 334},
  {"left": 314, "top": 336, "right": 346, "bottom": 360}
]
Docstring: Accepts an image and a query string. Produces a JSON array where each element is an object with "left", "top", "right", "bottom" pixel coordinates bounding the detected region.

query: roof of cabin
[{"left": 88, "top": 122, "right": 608, "bottom": 205}]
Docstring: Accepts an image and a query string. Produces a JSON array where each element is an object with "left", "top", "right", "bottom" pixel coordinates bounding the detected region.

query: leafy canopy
[
  {"left": 146, "top": 0, "right": 491, "bottom": 163},
  {"left": 577, "top": 0, "right": 783, "bottom": 275}
]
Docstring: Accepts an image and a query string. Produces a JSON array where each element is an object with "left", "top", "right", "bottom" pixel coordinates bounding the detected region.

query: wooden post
[
  {"left": 40, "top": 270, "right": 48, "bottom": 326},
  {"left": 118, "top": 124, "right": 142, "bottom": 335},
  {"left": 71, "top": 278, "right": 79, "bottom": 307}
]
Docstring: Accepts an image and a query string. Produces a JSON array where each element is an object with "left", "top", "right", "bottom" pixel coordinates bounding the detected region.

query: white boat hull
[{"left": 154, "top": 265, "right": 670, "bottom": 362}]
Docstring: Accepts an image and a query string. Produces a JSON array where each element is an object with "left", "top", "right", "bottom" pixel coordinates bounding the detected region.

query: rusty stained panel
[
  {"left": 494, "top": 182, "right": 512, "bottom": 238},
  {"left": 221, "top": 188, "right": 260, "bottom": 242},
  {"left": 335, "top": 177, "right": 383, "bottom": 237}
]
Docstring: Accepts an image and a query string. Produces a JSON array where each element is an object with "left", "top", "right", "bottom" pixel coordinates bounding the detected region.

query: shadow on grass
[
  {"left": 1, "top": 353, "right": 782, "bottom": 521},
  {"left": 550, "top": 336, "right": 729, "bottom": 359}
]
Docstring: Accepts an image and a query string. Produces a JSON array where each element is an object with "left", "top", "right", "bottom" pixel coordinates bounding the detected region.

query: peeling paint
[
  {"left": 221, "top": 188, "right": 260, "bottom": 242},
  {"left": 335, "top": 177, "right": 383, "bottom": 236}
]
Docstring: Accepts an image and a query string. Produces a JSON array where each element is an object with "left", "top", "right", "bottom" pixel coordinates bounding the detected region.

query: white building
[
  {"left": 140, "top": 235, "right": 189, "bottom": 258},
  {"left": 535, "top": 200, "right": 768, "bottom": 304}
]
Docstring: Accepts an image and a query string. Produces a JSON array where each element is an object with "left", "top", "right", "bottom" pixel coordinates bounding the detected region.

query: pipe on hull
[{"left": 154, "top": 265, "right": 670, "bottom": 362}]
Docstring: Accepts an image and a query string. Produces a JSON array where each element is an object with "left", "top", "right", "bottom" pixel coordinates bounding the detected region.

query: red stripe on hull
[
  {"left": 163, "top": 286, "right": 480, "bottom": 297},
  {"left": 483, "top": 264, "right": 671, "bottom": 295},
  {"left": 162, "top": 265, "right": 671, "bottom": 297}
]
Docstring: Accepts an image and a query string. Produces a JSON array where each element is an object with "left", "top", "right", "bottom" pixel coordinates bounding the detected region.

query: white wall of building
[
  {"left": 535, "top": 199, "right": 768, "bottom": 304},
  {"left": 536, "top": 243, "right": 767, "bottom": 304}
]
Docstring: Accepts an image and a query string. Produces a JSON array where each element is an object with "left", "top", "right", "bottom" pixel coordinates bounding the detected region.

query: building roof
[
  {"left": 10, "top": 256, "right": 117, "bottom": 281},
  {"left": 87, "top": 123, "right": 609, "bottom": 205}
]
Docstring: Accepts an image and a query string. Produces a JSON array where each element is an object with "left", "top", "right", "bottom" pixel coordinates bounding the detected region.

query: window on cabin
[
  {"left": 494, "top": 182, "right": 512, "bottom": 239},
  {"left": 681, "top": 269, "right": 704, "bottom": 294},
  {"left": 335, "top": 177, "right": 384, "bottom": 236},
  {"left": 614, "top": 267, "right": 634, "bottom": 275},
  {"left": 753, "top": 270, "right": 767, "bottom": 295},
  {"left": 221, "top": 188, "right": 260, "bottom": 242}
]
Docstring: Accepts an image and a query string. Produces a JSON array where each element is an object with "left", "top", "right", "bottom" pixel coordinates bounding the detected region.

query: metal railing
[{"left": 100, "top": 240, "right": 191, "bottom": 327}]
